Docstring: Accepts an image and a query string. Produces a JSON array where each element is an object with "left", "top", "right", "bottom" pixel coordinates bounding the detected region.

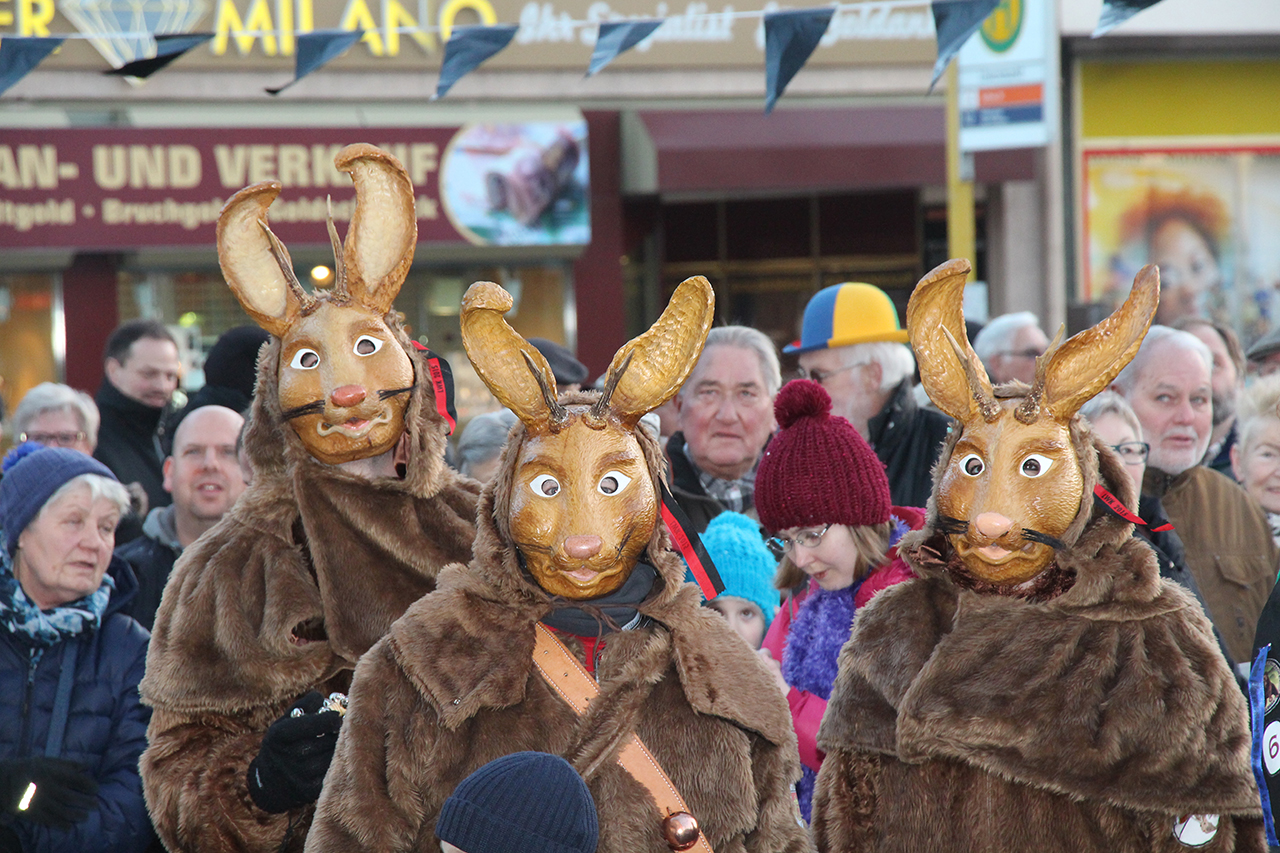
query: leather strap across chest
[{"left": 532, "top": 622, "right": 714, "bottom": 853}]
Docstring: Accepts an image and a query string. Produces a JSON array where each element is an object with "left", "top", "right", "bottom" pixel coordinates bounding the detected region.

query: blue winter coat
[{"left": 0, "top": 556, "right": 156, "bottom": 853}]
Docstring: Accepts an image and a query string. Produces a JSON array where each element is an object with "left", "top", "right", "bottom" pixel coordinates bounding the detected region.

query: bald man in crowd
[{"left": 116, "top": 405, "right": 247, "bottom": 630}]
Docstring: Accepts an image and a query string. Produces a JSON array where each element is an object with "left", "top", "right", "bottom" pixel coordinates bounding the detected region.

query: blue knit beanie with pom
[
  {"left": 702, "top": 511, "right": 781, "bottom": 631},
  {"left": 436, "top": 752, "right": 597, "bottom": 853}
]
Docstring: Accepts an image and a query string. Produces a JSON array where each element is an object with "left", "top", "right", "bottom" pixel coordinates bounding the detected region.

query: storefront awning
[{"left": 624, "top": 106, "right": 1034, "bottom": 196}]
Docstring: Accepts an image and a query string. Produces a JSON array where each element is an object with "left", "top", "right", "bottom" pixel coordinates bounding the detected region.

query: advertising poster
[{"left": 1083, "top": 146, "right": 1280, "bottom": 344}]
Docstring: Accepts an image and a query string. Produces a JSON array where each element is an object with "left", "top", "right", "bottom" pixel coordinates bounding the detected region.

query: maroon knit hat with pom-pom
[{"left": 755, "top": 379, "right": 891, "bottom": 532}]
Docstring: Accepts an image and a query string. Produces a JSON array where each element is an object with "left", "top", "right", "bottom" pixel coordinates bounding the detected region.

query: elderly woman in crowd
[
  {"left": 755, "top": 379, "right": 923, "bottom": 822},
  {"left": 454, "top": 408, "right": 518, "bottom": 483},
  {"left": 0, "top": 445, "right": 154, "bottom": 853},
  {"left": 1232, "top": 375, "right": 1280, "bottom": 548},
  {"left": 11, "top": 384, "right": 99, "bottom": 456}
]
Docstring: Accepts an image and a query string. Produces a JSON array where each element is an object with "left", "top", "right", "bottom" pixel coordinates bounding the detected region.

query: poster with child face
[{"left": 1083, "top": 146, "right": 1280, "bottom": 346}]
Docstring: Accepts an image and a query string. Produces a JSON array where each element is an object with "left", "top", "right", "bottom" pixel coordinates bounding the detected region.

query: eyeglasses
[
  {"left": 996, "top": 349, "right": 1045, "bottom": 360},
  {"left": 19, "top": 431, "right": 87, "bottom": 447},
  {"left": 1110, "top": 441, "right": 1150, "bottom": 463},
  {"left": 766, "top": 524, "right": 831, "bottom": 558},
  {"left": 796, "top": 364, "right": 864, "bottom": 385}
]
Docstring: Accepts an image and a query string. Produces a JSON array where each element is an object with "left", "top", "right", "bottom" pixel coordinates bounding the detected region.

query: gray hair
[
  {"left": 12, "top": 382, "right": 100, "bottom": 443},
  {"left": 39, "top": 473, "right": 131, "bottom": 522},
  {"left": 1080, "top": 390, "right": 1142, "bottom": 439},
  {"left": 1236, "top": 374, "right": 1280, "bottom": 453},
  {"left": 456, "top": 409, "right": 519, "bottom": 477},
  {"left": 832, "top": 341, "right": 916, "bottom": 391},
  {"left": 680, "top": 326, "right": 782, "bottom": 400},
  {"left": 971, "top": 312, "right": 1043, "bottom": 365},
  {"left": 1112, "top": 326, "right": 1213, "bottom": 394}
]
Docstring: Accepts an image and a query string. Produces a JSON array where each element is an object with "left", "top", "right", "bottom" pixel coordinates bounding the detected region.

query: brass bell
[{"left": 662, "top": 811, "right": 700, "bottom": 851}]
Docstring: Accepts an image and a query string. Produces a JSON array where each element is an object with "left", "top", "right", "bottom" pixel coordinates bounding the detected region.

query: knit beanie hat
[
  {"left": 702, "top": 511, "right": 781, "bottom": 630},
  {"left": 1, "top": 443, "right": 118, "bottom": 558},
  {"left": 436, "top": 752, "right": 598, "bottom": 853},
  {"left": 755, "top": 380, "right": 891, "bottom": 533},
  {"left": 203, "top": 325, "right": 270, "bottom": 399}
]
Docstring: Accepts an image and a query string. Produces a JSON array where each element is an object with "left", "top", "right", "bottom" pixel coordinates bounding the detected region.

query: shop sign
[
  {"left": 957, "top": 0, "right": 1054, "bottom": 153},
  {"left": 0, "top": 0, "right": 936, "bottom": 70},
  {"left": 0, "top": 121, "right": 591, "bottom": 250}
]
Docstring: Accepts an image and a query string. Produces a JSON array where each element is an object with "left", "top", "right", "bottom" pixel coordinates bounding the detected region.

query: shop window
[{"left": 0, "top": 273, "right": 59, "bottom": 433}]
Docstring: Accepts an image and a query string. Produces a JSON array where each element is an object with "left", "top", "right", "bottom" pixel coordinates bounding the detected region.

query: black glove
[
  {"left": 246, "top": 692, "right": 344, "bottom": 814},
  {"left": 0, "top": 824, "right": 21, "bottom": 853},
  {"left": 0, "top": 757, "right": 99, "bottom": 829}
]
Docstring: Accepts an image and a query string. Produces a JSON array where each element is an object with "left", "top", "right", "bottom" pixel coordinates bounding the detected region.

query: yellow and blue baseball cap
[{"left": 783, "top": 282, "right": 909, "bottom": 354}]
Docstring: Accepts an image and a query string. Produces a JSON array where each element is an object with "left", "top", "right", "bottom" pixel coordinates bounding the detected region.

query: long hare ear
[
  {"left": 593, "top": 275, "right": 715, "bottom": 428},
  {"left": 461, "top": 281, "right": 565, "bottom": 432},
  {"left": 334, "top": 144, "right": 417, "bottom": 315},
  {"left": 907, "top": 258, "right": 999, "bottom": 423},
  {"left": 217, "top": 181, "right": 314, "bottom": 338},
  {"left": 1018, "top": 264, "right": 1160, "bottom": 423}
]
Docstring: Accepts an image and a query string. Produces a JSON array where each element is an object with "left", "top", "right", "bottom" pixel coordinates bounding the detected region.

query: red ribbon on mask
[{"left": 412, "top": 341, "right": 457, "bottom": 436}]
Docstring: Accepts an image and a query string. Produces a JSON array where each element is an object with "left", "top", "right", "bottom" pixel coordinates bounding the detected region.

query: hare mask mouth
[{"left": 318, "top": 409, "right": 393, "bottom": 438}]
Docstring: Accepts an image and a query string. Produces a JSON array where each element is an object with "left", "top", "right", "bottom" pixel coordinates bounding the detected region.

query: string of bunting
[{"left": 0, "top": 0, "right": 1167, "bottom": 108}]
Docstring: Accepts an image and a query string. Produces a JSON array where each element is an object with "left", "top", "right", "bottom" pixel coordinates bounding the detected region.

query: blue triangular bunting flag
[
  {"left": 764, "top": 7, "right": 834, "bottom": 114},
  {"left": 1094, "top": 0, "right": 1166, "bottom": 36},
  {"left": 435, "top": 24, "right": 518, "bottom": 99},
  {"left": 587, "top": 19, "right": 663, "bottom": 77},
  {"left": 930, "top": 0, "right": 999, "bottom": 89},
  {"left": 267, "top": 29, "right": 363, "bottom": 95},
  {"left": 0, "top": 36, "right": 64, "bottom": 97},
  {"left": 107, "top": 32, "right": 214, "bottom": 79}
]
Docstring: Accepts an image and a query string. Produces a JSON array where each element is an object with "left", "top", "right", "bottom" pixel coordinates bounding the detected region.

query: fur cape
[
  {"left": 139, "top": 327, "right": 480, "bottom": 853},
  {"left": 304, "top": 395, "right": 813, "bottom": 853},
  {"left": 810, "top": 418, "right": 1264, "bottom": 853}
]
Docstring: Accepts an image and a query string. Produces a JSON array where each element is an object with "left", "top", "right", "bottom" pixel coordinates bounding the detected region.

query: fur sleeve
[
  {"left": 305, "top": 641, "right": 439, "bottom": 853},
  {"left": 746, "top": 730, "right": 816, "bottom": 853},
  {"left": 811, "top": 748, "right": 880, "bottom": 853},
  {"left": 142, "top": 702, "right": 303, "bottom": 853}
]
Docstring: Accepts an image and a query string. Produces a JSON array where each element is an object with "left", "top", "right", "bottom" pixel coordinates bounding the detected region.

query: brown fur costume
[
  {"left": 810, "top": 421, "right": 1264, "bottom": 852},
  {"left": 139, "top": 328, "right": 480, "bottom": 853},
  {"left": 304, "top": 393, "right": 812, "bottom": 853}
]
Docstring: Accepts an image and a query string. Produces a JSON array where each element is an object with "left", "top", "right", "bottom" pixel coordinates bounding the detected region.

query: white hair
[
  {"left": 38, "top": 473, "right": 131, "bottom": 521},
  {"left": 833, "top": 341, "right": 916, "bottom": 391},
  {"left": 1112, "top": 326, "right": 1213, "bottom": 394},
  {"left": 972, "top": 312, "right": 1042, "bottom": 366},
  {"left": 12, "top": 382, "right": 100, "bottom": 443},
  {"left": 680, "top": 326, "right": 782, "bottom": 399}
]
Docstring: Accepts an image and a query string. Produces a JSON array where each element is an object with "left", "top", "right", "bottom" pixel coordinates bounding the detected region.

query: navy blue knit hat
[
  {"left": 1, "top": 443, "right": 117, "bottom": 558},
  {"left": 436, "top": 752, "right": 598, "bottom": 853}
]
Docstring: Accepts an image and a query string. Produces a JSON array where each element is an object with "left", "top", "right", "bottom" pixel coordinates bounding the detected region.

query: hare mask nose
[
  {"left": 564, "top": 535, "right": 603, "bottom": 560},
  {"left": 974, "top": 512, "right": 1014, "bottom": 540},
  {"left": 331, "top": 385, "right": 367, "bottom": 407}
]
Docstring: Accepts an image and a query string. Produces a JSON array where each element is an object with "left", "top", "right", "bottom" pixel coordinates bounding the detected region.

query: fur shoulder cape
[
  {"left": 141, "top": 331, "right": 480, "bottom": 716},
  {"left": 817, "top": 425, "right": 1261, "bottom": 819}
]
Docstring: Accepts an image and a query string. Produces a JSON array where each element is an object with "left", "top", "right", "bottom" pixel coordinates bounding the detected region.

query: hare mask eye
[
  {"left": 290, "top": 349, "right": 320, "bottom": 370},
  {"left": 1020, "top": 454, "right": 1053, "bottom": 478},
  {"left": 597, "top": 471, "right": 632, "bottom": 495},
  {"left": 530, "top": 474, "right": 561, "bottom": 498},
  {"left": 354, "top": 335, "right": 383, "bottom": 356},
  {"left": 959, "top": 453, "right": 985, "bottom": 477}
]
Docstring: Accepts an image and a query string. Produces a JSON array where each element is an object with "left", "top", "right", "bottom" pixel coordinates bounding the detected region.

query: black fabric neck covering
[{"left": 539, "top": 561, "right": 659, "bottom": 639}]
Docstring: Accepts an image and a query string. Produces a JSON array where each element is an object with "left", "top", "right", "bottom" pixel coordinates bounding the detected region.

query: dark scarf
[{"left": 540, "top": 561, "right": 659, "bottom": 639}]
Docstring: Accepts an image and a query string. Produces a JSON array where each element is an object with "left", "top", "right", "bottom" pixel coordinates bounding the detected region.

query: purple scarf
[{"left": 781, "top": 580, "right": 863, "bottom": 700}]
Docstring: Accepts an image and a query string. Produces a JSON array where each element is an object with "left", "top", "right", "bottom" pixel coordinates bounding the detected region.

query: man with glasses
[
  {"left": 786, "top": 282, "right": 950, "bottom": 508},
  {"left": 971, "top": 311, "right": 1050, "bottom": 386},
  {"left": 1111, "top": 325, "right": 1279, "bottom": 668}
]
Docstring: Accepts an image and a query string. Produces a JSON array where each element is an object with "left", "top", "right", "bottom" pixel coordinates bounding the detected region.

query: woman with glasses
[
  {"left": 11, "top": 384, "right": 99, "bottom": 457},
  {"left": 754, "top": 379, "right": 923, "bottom": 822}
]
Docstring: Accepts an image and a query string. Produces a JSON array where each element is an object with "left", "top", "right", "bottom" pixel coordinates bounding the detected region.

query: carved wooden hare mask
[
  {"left": 462, "top": 276, "right": 714, "bottom": 600},
  {"left": 217, "top": 144, "right": 416, "bottom": 466},
  {"left": 907, "top": 259, "right": 1159, "bottom": 588}
]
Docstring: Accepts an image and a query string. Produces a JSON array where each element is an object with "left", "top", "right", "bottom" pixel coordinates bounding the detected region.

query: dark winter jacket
[
  {"left": 115, "top": 506, "right": 182, "bottom": 632},
  {"left": 94, "top": 380, "right": 171, "bottom": 515},
  {"left": 305, "top": 400, "right": 811, "bottom": 853},
  {"left": 666, "top": 431, "right": 758, "bottom": 532},
  {"left": 1144, "top": 463, "right": 1279, "bottom": 664},
  {"left": 139, "top": 336, "right": 480, "bottom": 853},
  {"left": 810, "top": 427, "right": 1263, "bottom": 852},
  {"left": 0, "top": 557, "right": 155, "bottom": 853},
  {"left": 866, "top": 379, "right": 952, "bottom": 510}
]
